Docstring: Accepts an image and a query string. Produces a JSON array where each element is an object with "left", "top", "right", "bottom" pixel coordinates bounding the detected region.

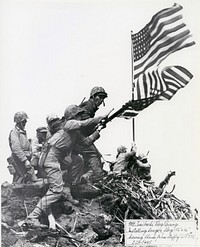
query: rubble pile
[
  {"left": 98, "top": 174, "right": 193, "bottom": 224},
  {"left": 1, "top": 172, "right": 195, "bottom": 247}
]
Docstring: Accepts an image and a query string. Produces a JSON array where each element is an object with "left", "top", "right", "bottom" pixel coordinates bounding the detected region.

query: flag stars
[{"left": 132, "top": 29, "right": 151, "bottom": 61}]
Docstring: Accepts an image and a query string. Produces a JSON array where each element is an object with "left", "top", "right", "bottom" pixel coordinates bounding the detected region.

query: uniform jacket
[
  {"left": 31, "top": 137, "right": 43, "bottom": 159},
  {"left": 47, "top": 117, "right": 102, "bottom": 157},
  {"left": 79, "top": 99, "right": 98, "bottom": 120},
  {"left": 9, "top": 126, "right": 31, "bottom": 162},
  {"left": 79, "top": 99, "right": 100, "bottom": 136}
]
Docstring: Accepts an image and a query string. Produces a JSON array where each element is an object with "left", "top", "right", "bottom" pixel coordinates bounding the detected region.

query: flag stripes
[
  {"left": 117, "top": 4, "right": 195, "bottom": 120},
  {"left": 160, "top": 65, "right": 193, "bottom": 100},
  {"left": 133, "top": 65, "right": 193, "bottom": 100},
  {"left": 118, "top": 96, "right": 159, "bottom": 119},
  {"left": 132, "top": 3, "right": 195, "bottom": 80}
]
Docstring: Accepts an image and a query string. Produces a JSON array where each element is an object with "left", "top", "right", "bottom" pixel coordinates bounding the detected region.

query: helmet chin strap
[{"left": 18, "top": 122, "right": 24, "bottom": 130}]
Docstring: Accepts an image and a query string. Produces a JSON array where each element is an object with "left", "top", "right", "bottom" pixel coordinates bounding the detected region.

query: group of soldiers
[
  {"left": 7, "top": 85, "right": 152, "bottom": 229},
  {"left": 8, "top": 86, "right": 109, "bottom": 228}
]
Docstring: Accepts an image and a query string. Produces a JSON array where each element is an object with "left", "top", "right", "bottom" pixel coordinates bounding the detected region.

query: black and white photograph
[{"left": 1, "top": 0, "right": 200, "bottom": 246}]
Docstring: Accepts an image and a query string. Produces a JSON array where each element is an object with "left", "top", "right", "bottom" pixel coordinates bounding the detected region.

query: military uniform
[
  {"left": 26, "top": 114, "right": 101, "bottom": 224},
  {"left": 79, "top": 86, "right": 108, "bottom": 181},
  {"left": 30, "top": 127, "right": 48, "bottom": 178},
  {"left": 8, "top": 111, "right": 37, "bottom": 184}
]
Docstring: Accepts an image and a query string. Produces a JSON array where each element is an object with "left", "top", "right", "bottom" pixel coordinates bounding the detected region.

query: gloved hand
[{"left": 25, "top": 160, "right": 31, "bottom": 169}]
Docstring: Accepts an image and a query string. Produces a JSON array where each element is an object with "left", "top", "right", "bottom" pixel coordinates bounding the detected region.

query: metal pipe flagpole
[{"left": 131, "top": 30, "right": 135, "bottom": 141}]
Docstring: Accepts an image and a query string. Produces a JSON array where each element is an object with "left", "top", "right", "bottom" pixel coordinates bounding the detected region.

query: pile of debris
[
  {"left": 1, "top": 171, "right": 196, "bottom": 247},
  {"left": 98, "top": 173, "right": 193, "bottom": 222}
]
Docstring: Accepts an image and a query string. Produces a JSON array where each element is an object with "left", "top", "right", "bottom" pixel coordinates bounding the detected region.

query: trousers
[
  {"left": 80, "top": 144, "right": 104, "bottom": 178},
  {"left": 28, "top": 147, "right": 83, "bottom": 218}
]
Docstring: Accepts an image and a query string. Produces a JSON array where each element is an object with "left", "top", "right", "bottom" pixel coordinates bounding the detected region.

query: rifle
[{"left": 98, "top": 103, "right": 130, "bottom": 129}]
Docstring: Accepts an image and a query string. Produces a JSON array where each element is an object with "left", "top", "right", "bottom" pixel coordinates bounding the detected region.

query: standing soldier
[
  {"left": 79, "top": 86, "right": 108, "bottom": 182},
  {"left": 30, "top": 127, "right": 48, "bottom": 178},
  {"left": 8, "top": 111, "right": 38, "bottom": 184}
]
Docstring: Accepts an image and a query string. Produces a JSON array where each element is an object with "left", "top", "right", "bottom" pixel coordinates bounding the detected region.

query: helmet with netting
[
  {"left": 90, "top": 86, "right": 108, "bottom": 99},
  {"left": 138, "top": 153, "right": 148, "bottom": 163},
  {"left": 117, "top": 145, "right": 127, "bottom": 154},
  {"left": 64, "top": 105, "right": 84, "bottom": 121},
  {"left": 14, "top": 111, "right": 28, "bottom": 123},
  {"left": 46, "top": 113, "right": 59, "bottom": 124}
]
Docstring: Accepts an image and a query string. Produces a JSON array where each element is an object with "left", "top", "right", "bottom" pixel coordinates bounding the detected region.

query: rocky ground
[{"left": 1, "top": 173, "right": 197, "bottom": 247}]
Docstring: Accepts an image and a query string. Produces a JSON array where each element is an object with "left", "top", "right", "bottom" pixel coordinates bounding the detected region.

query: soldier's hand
[
  {"left": 25, "top": 160, "right": 31, "bottom": 169},
  {"left": 96, "top": 124, "right": 105, "bottom": 132}
]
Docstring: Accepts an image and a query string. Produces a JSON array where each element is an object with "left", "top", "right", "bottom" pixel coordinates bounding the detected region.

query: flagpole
[{"left": 131, "top": 30, "right": 135, "bottom": 141}]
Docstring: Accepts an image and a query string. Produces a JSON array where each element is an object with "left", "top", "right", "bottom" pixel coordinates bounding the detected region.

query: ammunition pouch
[{"left": 7, "top": 156, "right": 16, "bottom": 175}]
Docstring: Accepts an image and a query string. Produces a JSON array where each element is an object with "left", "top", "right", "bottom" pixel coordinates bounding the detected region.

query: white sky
[{"left": 0, "top": 0, "right": 200, "bottom": 214}]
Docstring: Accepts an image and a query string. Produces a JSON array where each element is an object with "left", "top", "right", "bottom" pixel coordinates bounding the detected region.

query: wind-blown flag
[
  {"left": 134, "top": 65, "right": 193, "bottom": 100},
  {"left": 117, "top": 4, "right": 195, "bottom": 119},
  {"left": 117, "top": 96, "right": 159, "bottom": 119},
  {"left": 132, "top": 3, "right": 195, "bottom": 80}
]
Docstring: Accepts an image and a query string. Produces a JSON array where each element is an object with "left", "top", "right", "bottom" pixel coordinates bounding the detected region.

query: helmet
[
  {"left": 36, "top": 126, "right": 47, "bottom": 133},
  {"left": 46, "top": 113, "right": 59, "bottom": 124},
  {"left": 14, "top": 111, "right": 28, "bottom": 123},
  {"left": 90, "top": 86, "right": 108, "bottom": 99},
  {"left": 138, "top": 153, "right": 148, "bottom": 162},
  {"left": 117, "top": 145, "right": 127, "bottom": 154},
  {"left": 64, "top": 105, "right": 84, "bottom": 120}
]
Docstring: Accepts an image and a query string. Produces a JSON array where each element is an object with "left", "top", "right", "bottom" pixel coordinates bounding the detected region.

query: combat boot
[
  {"left": 62, "top": 186, "right": 79, "bottom": 205},
  {"left": 24, "top": 218, "right": 48, "bottom": 229}
]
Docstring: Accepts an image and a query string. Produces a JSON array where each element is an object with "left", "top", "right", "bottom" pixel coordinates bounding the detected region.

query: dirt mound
[{"left": 1, "top": 173, "right": 196, "bottom": 247}]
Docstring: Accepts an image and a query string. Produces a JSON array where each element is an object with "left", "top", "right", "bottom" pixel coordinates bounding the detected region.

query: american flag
[
  {"left": 118, "top": 4, "right": 195, "bottom": 119},
  {"left": 118, "top": 96, "right": 159, "bottom": 119},
  {"left": 132, "top": 3, "right": 195, "bottom": 81},
  {"left": 134, "top": 65, "right": 193, "bottom": 100}
]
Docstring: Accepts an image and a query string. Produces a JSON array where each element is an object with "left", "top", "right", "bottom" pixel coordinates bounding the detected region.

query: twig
[
  {"left": 55, "top": 238, "right": 60, "bottom": 247},
  {"left": 72, "top": 213, "right": 78, "bottom": 232},
  {"left": 115, "top": 215, "right": 124, "bottom": 224},
  {"left": 124, "top": 206, "right": 130, "bottom": 219},
  {"left": 157, "top": 208, "right": 167, "bottom": 218},
  {"left": 55, "top": 222, "right": 80, "bottom": 247},
  {"left": 24, "top": 200, "right": 28, "bottom": 217}
]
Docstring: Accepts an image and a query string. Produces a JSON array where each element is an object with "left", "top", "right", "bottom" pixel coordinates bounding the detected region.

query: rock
[
  {"left": 91, "top": 214, "right": 113, "bottom": 240},
  {"left": 1, "top": 231, "right": 18, "bottom": 247},
  {"left": 76, "top": 228, "right": 98, "bottom": 243},
  {"left": 71, "top": 183, "right": 101, "bottom": 199}
]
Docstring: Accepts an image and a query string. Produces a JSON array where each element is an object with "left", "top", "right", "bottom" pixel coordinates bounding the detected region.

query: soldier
[
  {"left": 136, "top": 153, "right": 151, "bottom": 181},
  {"left": 112, "top": 145, "right": 128, "bottom": 175},
  {"left": 79, "top": 86, "right": 108, "bottom": 182},
  {"left": 45, "top": 113, "right": 60, "bottom": 139},
  {"left": 30, "top": 127, "right": 48, "bottom": 178},
  {"left": 80, "top": 86, "right": 108, "bottom": 119},
  {"left": 8, "top": 111, "right": 38, "bottom": 184},
  {"left": 112, "top": 142, "right": 151, "bottom": 181},
  {"left": 25, "top": 106, "right": 104, "bottom": 228}
]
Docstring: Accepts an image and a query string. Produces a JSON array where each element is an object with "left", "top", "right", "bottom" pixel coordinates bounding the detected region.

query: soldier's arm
[
  {"left": 63, "top": 117, "right": 104, "bottom": 131},
  {"left": 76, "top": 130, "right": 100, "bottom": 147}
]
